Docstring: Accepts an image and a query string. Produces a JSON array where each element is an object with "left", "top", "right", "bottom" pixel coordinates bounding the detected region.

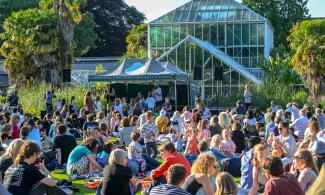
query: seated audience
[
  {"left": 119, "top": 117, "right": 133, "bottom": 146},
  {"left": 231, "top": 122, "right": 245, "bottom": 153},
  {"left": 215, "top": 172, "right": 238, "bottom": 195}
]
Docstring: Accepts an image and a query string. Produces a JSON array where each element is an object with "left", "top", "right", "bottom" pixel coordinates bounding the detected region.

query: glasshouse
[{"left": 148, "top": 0, "right": 274, "bottom": 99}]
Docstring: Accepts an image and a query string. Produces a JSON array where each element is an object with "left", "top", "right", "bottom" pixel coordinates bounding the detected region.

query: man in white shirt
[
  {"left": 244, "top": 85, "right": 252, "bottom": 109},
  {"left": 286, "top": 101, "right": 300, "bottom": 122},
  {"left": 153, "top": 84, "right": 163, "bottom": 108},
  {"left": 289, "top": 109, "right": 308, "bottom": 139},
  {"left": 270, "top": 100, "right": 279, "bottom": 113}
]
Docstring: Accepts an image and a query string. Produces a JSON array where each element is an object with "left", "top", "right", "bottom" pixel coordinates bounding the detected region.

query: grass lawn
[{"left": 53, "top": 137, "right": 240, "bottom": 194}]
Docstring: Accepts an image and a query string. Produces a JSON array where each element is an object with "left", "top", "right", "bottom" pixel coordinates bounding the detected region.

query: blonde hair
[
  {"left": 96, "top": 111, "right": 105, "bottom": 120},
  {"left": 210, "top": 134, "right": 222, "bottom": 148},
  {"left": 109, "top": 149, "right": 127, "bottom": 165},
  {"left": 298, "top": 149, "right": 319, "bottom": 174},
  {"left": 198, "top": 119, "right": 209, "bottom": 140},
  {"left": 215, "top": 172, "right": 238, "bottom": 195},
  {"left": 222, "top": 129, "right": 231, "bottom": 140},
  {"left": 191, "top": 153, "right": 216, "bottom": 174},
  {"left": 252, "top": 144, "right": 268, "bottom": 167},
  {"left": 0, "top": 139, "right": 24, "bottom": 162},
  {"left": 218, "top": 112, "right": 231, "bottom": 129}
]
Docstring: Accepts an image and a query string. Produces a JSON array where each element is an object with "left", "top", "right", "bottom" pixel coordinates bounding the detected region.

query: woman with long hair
[
  {"left": 0, "top": 139, "right": 24, "bottom": 182},
  {"left": 215, "top": 172, "right": 238, "bottom": 195},
  {"left": 291, "top": 149, "right": 318, "bottom": 192},
  {"left": 3, "top": 141, "right": 64, "bottom": 195},
  {"left": 67, "top": 138, "right": 103, "bottom": 179},
  {"left": 300, "top": 118, "right": 320, "bottom": 150},
  {"left": 185, "top": 112, "right": 202, "bottom": 139},
  {"left": 183, "top": 153, "right": 218, "bottom": 195},
  {"left": 249, "top": 144, "right": 269, "bottom": 195},
  {"left": 198, "top": 119, "right": 211, "bottom": 142}
]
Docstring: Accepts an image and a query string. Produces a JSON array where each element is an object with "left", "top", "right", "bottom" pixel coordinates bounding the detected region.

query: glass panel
[
  {"left": 164, "top": 26, "right": 172, "bottom": 47},
  {"left": 164, "top": 11, "right": 175, "bottom": 23},
  {"left": 226, "top": 10, "right": 236, "bottom": 21},
  {"left": 150, "top": 26, "right": 158, "bottom": 48},
  {"left": 195, "top": 24, "right": 203, "bottom": 40},
  {"left": 234, "top": 8, "right": 243, "bottom": 20},
  {"left": 219, "top": 11, "right": 227, "bottom": 21},
  {"left": 242, "top": 10, "right": 250, "bottom": 20},
  {"left": 227, "top": 48, "right": 234, "bottom": 56},
  {"left": 234, "top": 24, "right": 241, "bottom": 45},
  {"left": 203, "top": 24, "right": 210, "bottom": 41},
  {"left": 180, "top": 10, "right": 190, "bottom": 22},
  {"left": 242, "top": 47, "right": 249, "bottom": 57},
  {"left": 249, "top": 23, "right": 258, "bottom": 45},
  {"left": 211, "top": 11, "right": 219, "bottom": 21},
  {"left": 258, "top": 47, "right": 264, "bottom": 56},
  {"left": 171, "top": 25, "right": 180, "bottom": 45},
  {"left": 156, "top": 26, "right": 164, "bottom": 47},
  {"left": 242, "top": 23, "right": 249, "bottom": 45},
  {"left": 187, "top": 24, "right": 194, "bottom": 36},
  {"left": 180, "top": 24, "right": 187, "bottom": 40},
  {"left": 188, "top": 11, "right": 197, "bottom": 21},
  {"left": 211, "top": 25, "right": 218, "bottom": 45},
  {"left": 173, "top": 11, "right": 182, "bottom": 22},
  {"left": 250, "top": 12, "right": 258, "bottom": 20},
  {"left": 226, "top": 23, "right": 234, "bottom": 45},
  {"left": 258, "top": 23, "right": 264, "bottom": 45},
  {"left": 234, "top": 47, "right": 241, "bottom": 57},
  {"left": 218, "top": 23, "right": 225, "bottom": 46}
]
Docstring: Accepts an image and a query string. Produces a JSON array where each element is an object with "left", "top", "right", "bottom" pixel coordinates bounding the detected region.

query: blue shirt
[
  {"left": 239, "top": 149, "right": 254, "bottom": 190},
  {"left": 96, "top": 151, "right": 110, "bottom": 168},
  {"left": 265, "top": 122, "right": 276, "bottom": 140},
  {"left": 67, "top": 145, "right": 92, "bottom": 165},
  {"left": 27, "top": 127, "right": 43, "bottom": 149}
]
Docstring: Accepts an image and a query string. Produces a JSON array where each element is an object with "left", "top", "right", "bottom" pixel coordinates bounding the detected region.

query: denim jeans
[
  {"left": 145, "top": 142, "right": 158, "bottom": 158},
  {"left": 141, "top": 154, "right": 160, "bottom": 171}
]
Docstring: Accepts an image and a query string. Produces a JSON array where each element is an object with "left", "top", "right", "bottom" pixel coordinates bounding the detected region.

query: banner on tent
[{"left": 88, "top": 74, "right": 176, "bottom": 82}]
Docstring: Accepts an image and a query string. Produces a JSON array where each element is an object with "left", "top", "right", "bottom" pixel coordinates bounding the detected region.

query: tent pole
[
  {"left": 174, "top": 80, "right": 177, "bottom": 111},
  {"left": 187, "top": 80, "right": 190, "bottom": 107}
]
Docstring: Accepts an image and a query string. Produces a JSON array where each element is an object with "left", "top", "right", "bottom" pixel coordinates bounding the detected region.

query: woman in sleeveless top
[
  {"left": 183, "top": 154, "right": 217, "bottom": 195},
  {"left": 291, "top": 149, "right": 318, "bottom": 192},
  {"left": 249, "top": 144, "right": 269, "bottom": 195}
]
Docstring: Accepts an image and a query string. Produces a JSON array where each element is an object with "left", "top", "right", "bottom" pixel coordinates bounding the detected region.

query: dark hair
[
  {"left": 57, "top": 124, "right": 67, "bottom": 134},
  {"left": 167, "top": 164, "right": 187, "bottom": 185},
  {"left": 198, "top": 141, "right": 209, "bottom": 153},
  {"left": 160, "top": 142, "right": 176, "bottom": 153},
  {"left": 278, "top": 121, "right": 289, "bottom": 129},
  {"left": 247, "top": 110, "right": 255, "bottom": 119},
  {"left": 121, "top": 117, "right": 130, "bottom": 128},
  {"left": 0, "top": 132, "right": 9, "bottom": 141},
  {"left": 99, "top": 123, "right": 108, "bottom": 131},
  {"left": 191, "top": 112, "right": 202, "bottom": 123},
  {"left": 145, "top": 111, "right": 154, "bottom": 119},
  {"left": 27, "top": 118, "right": 35, "bottom": 128},
  {"left": 263, "top": 156, "right": 284, "bottom": 176},
  {"left": 70, "top": 113, "right": 78, "bottom": 120},
  {"left": 15, "top": 141, "right": 40, "bottom": 164},
  {"left": 232, "top": 122, "right": 241, "bottom": 131},
  {"left": 130, "top": 116, "right": 139, "bottom": 126},
  {"left": 131, "top": 131, "right": 140, "bottom": 141},
  {"left": 103, "top": 142, "right": 114, "bottom": 155},
  {"left": 81, "top": 138, "right": 99, "bottom": 153},
  {"left": 248, "top": 136, "right": 261, "bottom": 149},
  {"left": 87, "top": 114, "right": 94, "bottom": 121},
  {"left": 12, "top": 108, "right": 18, "bottom": 113},
  {"left": 20, "top": 126, "right": 30, "bottom": 139}
]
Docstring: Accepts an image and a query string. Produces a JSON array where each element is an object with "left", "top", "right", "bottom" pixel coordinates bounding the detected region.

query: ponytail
[{"left": 14, "top": 141, "right": 40, "bottom": 165}]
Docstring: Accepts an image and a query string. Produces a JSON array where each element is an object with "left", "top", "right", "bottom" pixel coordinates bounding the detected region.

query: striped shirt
[{"left": 149, "top": 184, "right": 190, "bottom": 195}]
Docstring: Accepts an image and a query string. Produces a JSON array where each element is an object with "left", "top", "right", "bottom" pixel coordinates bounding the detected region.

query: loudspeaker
[
  {"left": 62, "top": 69, "right": 71, "bottom": 82},
  {"left": 214, "top": 66, "right": 223, "bottom": 81},
  {"left": 45, "top": 69, "right": 58, "bottom": 83},
  {"left": 193, "top": 67, "right": 202, "bottom": 80}
]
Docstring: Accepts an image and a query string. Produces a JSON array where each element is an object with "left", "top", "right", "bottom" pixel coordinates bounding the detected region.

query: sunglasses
[{"left": 293, "top": 156, "right": 303, "bottom": 159}]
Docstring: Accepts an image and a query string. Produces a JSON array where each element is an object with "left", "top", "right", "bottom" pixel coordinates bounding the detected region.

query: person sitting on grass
[
  {"left": 139, "top": 111, "right": 159, "bottom": 158},
  {"left": 101, "top": 149, "right": 137, "bottom": 195},
  {"left": 215, "top": 172, "right": 239, "bottom": 195},
  {"left": 97, "top": 141, "right": 115, "bottom": 168},
  {"left": 66, "top": 138, "right": 103, "bottom": 179},
  {"left": 3, "top": 141, "right": 66, "bottom": 195},
  {"left": 53, "top": 124, "right": 77, "bottom": 165},
  {"left": 128, "top": 131, "right": 146, "bottom": 176},
  {"left": 20, "top": 126, "right": 30, "bottom": 140},
  {"left": 150, "top": 164, "right": 190, "bottom": 195},
  {"left": 150, "top": 142, "right": 191, "bottom": 184},
  {"left": 262, "top": 156, "right": 304, "bottom": 195}
]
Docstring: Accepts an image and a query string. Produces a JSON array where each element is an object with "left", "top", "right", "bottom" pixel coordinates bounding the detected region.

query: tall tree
[
  {"left": 40, "top": 0, "right": 84, "bottom": 69},
  {"left": 125, "top": 23, "right": 148, "bottom": 58},
  {"left": 288, "top": 19, "right": 325, "bottom": 98},
  {"left": 0, "top": 8, "right": 59, "bottom": 84},
  {"left": 81, "top": 0, "right": 145, "bottom": 57},
  {"left": 0, "top": 0, "right": 39, "bottom": 33},
  {"left": 242, "top": 0, "right": 309, "bottom": 48}
]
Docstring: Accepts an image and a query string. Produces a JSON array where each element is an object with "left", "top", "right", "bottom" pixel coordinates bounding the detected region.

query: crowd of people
[{"left": 0, "top": 87, "right": 324, "bottom": 195}]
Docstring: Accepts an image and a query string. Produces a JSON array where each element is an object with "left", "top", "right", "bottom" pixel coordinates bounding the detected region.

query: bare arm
[
  {"left": 55, "top": 148, "right": 61, "bottom": 165},
  {"left": 249, "top": 166, "right": 259, "bottom": 195},
  {"left": 40, "top": 177, "right": 57, "bottom": 187},
  {"left": 196, "top": 174, "right": 214, "bottom": 195},
  {"left": 87, "top": 154, "right": 103, "bottom": 172}
]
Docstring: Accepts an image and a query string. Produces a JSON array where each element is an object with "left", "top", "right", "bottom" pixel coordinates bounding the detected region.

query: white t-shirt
[
  {"left": 244, "top": 90, "right": 252, "bottom": 103},
  {"left": 96, "top": 101, "right": 102, "bottom": 112},
  {"left": 153, "top": 87, "right": 163, "bottom": 102}
]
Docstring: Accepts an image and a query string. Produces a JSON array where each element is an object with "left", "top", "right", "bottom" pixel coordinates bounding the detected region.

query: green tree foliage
[
  {"left": 0, "top": 8, "right": 59, "bottom": 84},
  {"left": 242, "top": 0, "right": 309, "bottom": 48},
  {"left": 73, "top": 12, "right": 97, "bottom": 57},
  {"left": 126, "top": 23, "right": 148, "bottom": 58},
  {"left": 288, "top": 19, "right": 325, "bottom": 98},
  {"left": 81, "top": 0, "right": 145, "bottom": 56},
  {"left": 0, "top": 0, "right": 39, "bottom": 33}
]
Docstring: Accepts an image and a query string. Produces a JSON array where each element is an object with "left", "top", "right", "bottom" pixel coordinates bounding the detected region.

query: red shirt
[
  {"left": 12, "top": 124, "right": 20, "bottom": 139},
  {"left": 151, "top": 152, "right": 191, "bottom": 179},
  {"left": 187, "top": 136, "right": 198, "bottom": 154},
  {"left": 264, "top": 173, "right": 304, "bottom": 195}
]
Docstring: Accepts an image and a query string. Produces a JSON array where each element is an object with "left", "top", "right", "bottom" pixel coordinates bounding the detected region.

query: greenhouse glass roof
[{"left": 150, "top": 0, "right": 267, "bottom": 24}]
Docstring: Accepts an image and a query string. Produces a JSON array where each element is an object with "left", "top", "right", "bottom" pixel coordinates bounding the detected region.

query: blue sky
[{"left": 124, "top": 0, "right": 325, "bottom": 22}]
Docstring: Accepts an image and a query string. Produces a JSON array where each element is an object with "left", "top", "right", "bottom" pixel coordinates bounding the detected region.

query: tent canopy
[{"left": 88, "top": 58, "right": 189, "bottom": 82}]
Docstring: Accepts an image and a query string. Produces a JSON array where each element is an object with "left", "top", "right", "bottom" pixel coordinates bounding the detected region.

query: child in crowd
[
  {"left": 128, "top": 132, "right": 146, "bottom": 176},
  {"left": 139, "top": 95, "right": 146, "bottom": 111},
  {"left": 97, "top": 142, "right": 115, "bottom": 168},
  {"left": 162, "top": 97, "right": 172, "bottom": 116},
  {"left": 139, "top": 111, "right": 159, "bottom": 158},
  {"left": 198, "top": 119, "right": 211, "bottom": 141},
  {"left": 122, "top": 97, "right": 129, "bottom": 117},
  {"left": 184, "top": 129, "right": 199, "bottom": 155},
  {"left": 95, "top": 95, "right": 102, "bottom": 112},
  {"left": 10, "top": 115, "right": 20, "bottom": 139},
  {"left": 0, "top": 132, "right": 9, "bottom": 148},
  {"left": 181, "top": 106, "right": 192, "bottom": 122},
  {"left": 220, "top": 129, "right": 236, "bottom": 156},
  {"left": 145, "top": 92, "right": 156, "bottom": 111}
]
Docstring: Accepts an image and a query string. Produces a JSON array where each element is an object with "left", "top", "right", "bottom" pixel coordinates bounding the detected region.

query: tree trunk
[{"left": 303, "top": 72, "right": 325, "bottom": 99}]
